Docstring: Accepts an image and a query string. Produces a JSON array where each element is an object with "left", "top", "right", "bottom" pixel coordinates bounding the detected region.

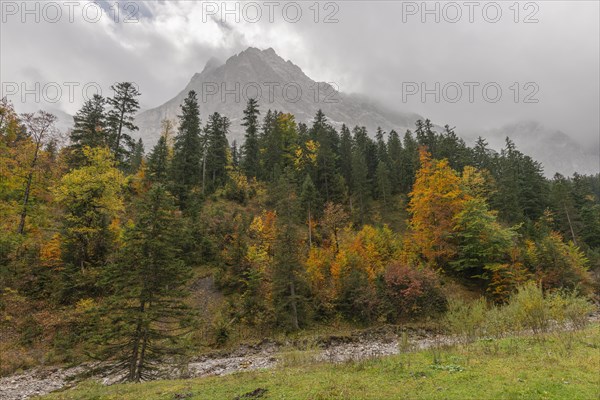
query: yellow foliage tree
[{"left": 408, "top": 148, "right": 469, "bottom": 267}]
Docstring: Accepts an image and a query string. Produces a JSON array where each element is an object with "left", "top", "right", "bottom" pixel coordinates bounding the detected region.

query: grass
[{"left": 40, "top": 324, "right": 600, "bottom": 400}]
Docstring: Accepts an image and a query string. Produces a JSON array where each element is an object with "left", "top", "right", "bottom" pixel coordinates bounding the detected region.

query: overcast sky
[{"left": 1, "top": 1, "right": 598, "bottom": 148}]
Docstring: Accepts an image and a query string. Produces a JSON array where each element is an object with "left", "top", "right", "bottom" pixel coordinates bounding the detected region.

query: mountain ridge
[{"left": 134, "top": 47, "right": 422, "bottom": 147}]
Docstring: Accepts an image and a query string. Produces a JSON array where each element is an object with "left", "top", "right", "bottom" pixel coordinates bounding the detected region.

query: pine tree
[
  {"left": 96, "top": 185, "right": 192, "bottom": 382},
  {"left": 106, "top": 82, "right": 141, "bottom": 166},
  {"left": 241, "top": 98, "right": 261, "bottom": 179},
  {"left": 170, "top": 91, "right": 202, "bottom": 208}
]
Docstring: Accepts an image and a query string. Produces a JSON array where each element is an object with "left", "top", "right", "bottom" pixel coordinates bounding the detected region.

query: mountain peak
[{"left": 201, "top": 56, "right": 223, "bottom": 74}]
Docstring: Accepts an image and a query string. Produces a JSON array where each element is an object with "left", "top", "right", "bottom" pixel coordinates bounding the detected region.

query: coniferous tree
[
  {"left": 231, "top": 140, "right": 240, "bottom": 168},
  {"left": 300, "top": 174, "right": 318, "bottom": 248},
  {"left": 147, "top": 136, "right": 170, "bottom": 184},
  {"left": 271, "top": 174, "right": 305, "bottom": 330},
  {"left": 204, "top": 112, "right": 230, "bottom": 191},
  {"left": 129, "top": 138, "right": 144, "bottom": 174},
  {"left": 387, "top": 129, "right": 403, "bottom": 194},
  {"left": 170, "top": 91, "right": 202, "bottom": 208},
  {"left": 311, "top": 111, "right": 339, "bottom": 201},
  {"left": 376, "top": 160, "right": 391, "bottom": 205},
  {"left": 68, "top": 95, "right": 108, "bottom": 167},
  {"left": 339, "top": 124, "right": 353, "bottom": 190},
  {"left": 106, "top": 82, "right": 141, "bottom": 166},
  {"left": 351, "top": 145, "right": 370, "bottom": 224},
  {"left": 259, "top": 109, "right": 281, "bottom": 181},
  {"left": 241, "top": 98, "right": 261, "bottom": 178},
  {"left": 96, "top": 185, "right": 192, "bottom": 382},
  {"left": 401, "top": 130, "right": 419, "bottom": 192},
  {"left": 375, "top": 127, "right": 388, "bottom": 164}
]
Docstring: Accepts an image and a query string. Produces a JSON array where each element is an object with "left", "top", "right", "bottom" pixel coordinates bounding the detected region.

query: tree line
[{"left": 1, "top": 82, "right": 598, "bottom": 381}]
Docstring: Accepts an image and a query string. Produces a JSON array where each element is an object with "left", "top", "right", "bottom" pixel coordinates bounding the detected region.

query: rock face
[{"left": 134, "top": 47, "right": 422, "bottom": 148}]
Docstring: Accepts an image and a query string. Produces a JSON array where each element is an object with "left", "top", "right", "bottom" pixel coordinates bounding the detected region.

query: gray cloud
[{"left": 1, "top": 1, "right": 598, "bottom": 150}]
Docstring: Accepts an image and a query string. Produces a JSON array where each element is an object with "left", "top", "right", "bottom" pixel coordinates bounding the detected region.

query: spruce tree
[
  {"left": 96, "top": 185, "right": 191, "bottom": 382},
  {"left": 376, "top": 160, "right": 391, "bottom": 205},
  {"left": 241, "top": 98, "right": 261, "bottom": 179},
  {"left": 129, "top": 138, "right": 144, "bottom": 173},
  {"left": 68, "top": 95, "right": 108, "bottom": 168},
  {"left": 204, "top": 112, "right": 230, "bottom": 191},
  {"left": 148, "top": 136, "right": 170, "bottom": 184},
  {"left": 170, "top": 91, "right": 202, "bottom": 208},
  {"left": 106, "top": 82, "right": 141, "bottom": 165},
  {"left": 339, "top": 124, "right": 353, "bottom": 190},
  {"left": 300, "top": 174, "right": 318, "bottom": 247},
  {"left": 387, "top": 129, "right": 403, "bottom": 194},
  {"left": 271, "top": 174, "right": 305, "bottom": 331}
]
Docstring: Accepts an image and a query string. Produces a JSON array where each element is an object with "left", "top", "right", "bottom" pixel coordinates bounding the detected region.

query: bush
[
  {"left": 548, "top": 290, "right": 595, "bottom": 330},
  {"left": 444, "top": 297, "right": 487, "bottom": 343},
  {"left": 384, "top": 262, "right": 447, "bottom": 320},
  {"left": 443, "top": 282, "right": 595, "bottom": 342},
  {"left": 504, "top": 282, "right": 550, "bottom": 334}
]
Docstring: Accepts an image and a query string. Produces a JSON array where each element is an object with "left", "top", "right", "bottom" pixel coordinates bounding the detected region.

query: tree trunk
[
  {"left": 128, "top": 300, "right": 146, "bottom": 382},
  {"left": 564, "top": 203, "right": 577, "bottom": 245},
  {"left": 135, "top": 327, "right": 149, "bottom": 382},
  {"left": 18, "top": 139, "right": 42, "bottom": 234},
  {"left": 113, "top": 107, "right": 125, "bottom": 157},
  {"left": 307, "top": 207, "right": 312, "bottom": 248},
  {"left": 289, "top": 280, "right": 299, "bottom": 330},
  {"left": 202, "top": 148, "right": 207, "bottom": 195}
]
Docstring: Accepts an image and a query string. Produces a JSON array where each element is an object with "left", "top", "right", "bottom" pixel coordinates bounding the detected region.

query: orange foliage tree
[{"left": 408, "top": 148, "right": 469, "bottom": 268}]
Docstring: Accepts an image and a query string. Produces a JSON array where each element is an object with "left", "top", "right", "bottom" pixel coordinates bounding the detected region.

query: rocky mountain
[
  {"left": 134, "top": 47, "right": 422, "bottom": 147},
  {"left": 39, "top": 47, "right": 597, "bottom": 177}
]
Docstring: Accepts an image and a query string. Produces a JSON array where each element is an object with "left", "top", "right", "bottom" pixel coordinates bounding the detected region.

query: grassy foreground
[{"left": 41, "top": 325, "right": 600, "bottom": 400}]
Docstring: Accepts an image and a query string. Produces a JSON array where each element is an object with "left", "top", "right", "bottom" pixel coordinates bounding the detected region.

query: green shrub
[
  {"left": 548, "top": 290, "right": 594, "bottom": 330},
  {"left": 444, "top": 297, "right": 487, "bottom": 343},
  {"left": 505, "top": 282, "right": 550, "bottom": 334}
]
